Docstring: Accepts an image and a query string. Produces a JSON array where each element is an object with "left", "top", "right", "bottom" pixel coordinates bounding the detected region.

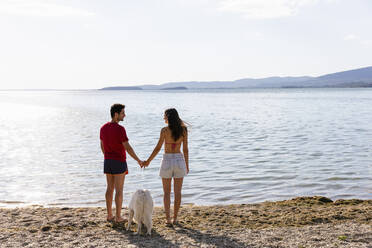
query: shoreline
[
  {"left": 2, "top": 195, "right": 372, "bottom": 209},
  {"left": 1, "top": 196, "right": 371, "bottom": 247}
]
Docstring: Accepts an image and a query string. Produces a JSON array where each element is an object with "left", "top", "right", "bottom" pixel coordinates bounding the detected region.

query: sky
[{"left": 0, "top": 0, "right": 371, "bottom": 89}]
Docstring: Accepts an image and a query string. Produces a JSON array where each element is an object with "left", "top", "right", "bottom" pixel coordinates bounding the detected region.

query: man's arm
[
  {"left": 100, "top": 140, "right": 105, "bottom": 155},
  {"left": 123, "top": 141, "right": 142, "bottom": 167}
]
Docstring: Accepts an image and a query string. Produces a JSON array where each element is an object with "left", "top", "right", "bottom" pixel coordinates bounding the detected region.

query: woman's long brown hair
[{"left": 165, "top": 108, "right": 187, "bottom": 141}]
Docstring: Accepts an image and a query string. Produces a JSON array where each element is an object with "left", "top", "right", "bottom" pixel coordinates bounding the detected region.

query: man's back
[{"left": 100, "top": 122, "right": 128, "bottom": 162}]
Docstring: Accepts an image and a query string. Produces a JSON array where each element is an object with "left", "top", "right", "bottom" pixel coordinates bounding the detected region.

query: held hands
[
  {"left": 142, "top": 160, "right": 150, "bottom": 167},
  {"left": 137, "top": 160, "right": 150, "bottom": 168},
  {"left": 137, "top": 160, "right": 144, "bottom": 168}
]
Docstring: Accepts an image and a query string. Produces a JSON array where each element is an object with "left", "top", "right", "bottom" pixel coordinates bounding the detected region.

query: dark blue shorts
[{"left": 104, "top": 159, "right": 128, "bottom": 174}]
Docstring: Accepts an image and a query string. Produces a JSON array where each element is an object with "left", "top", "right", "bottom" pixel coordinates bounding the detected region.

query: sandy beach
[{"left": 0, "top": 196, "right": 371, "bottom": 248}]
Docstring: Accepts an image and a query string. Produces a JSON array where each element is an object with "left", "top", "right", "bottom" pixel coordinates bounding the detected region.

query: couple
[{"left": 99, "top": 104, "right": 189, "bottom": 226}]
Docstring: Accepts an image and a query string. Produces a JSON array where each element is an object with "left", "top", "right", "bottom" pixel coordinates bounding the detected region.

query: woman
[{"left": 143, "top": 108, "right": 189, "bottom": 226}]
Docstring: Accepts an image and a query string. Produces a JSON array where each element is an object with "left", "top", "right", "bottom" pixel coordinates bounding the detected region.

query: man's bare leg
[
  {"left": 114, "top": 173, "right": 125, "bottom": 222},
  {"left": 105, "top": 174, "right": 115, "bottom": 221},
  {"left": 173, "top": 177, "right": 183, "bottom": 224},
  {"left": 162, "top": 178, "right": 172, "bottom": 224}
]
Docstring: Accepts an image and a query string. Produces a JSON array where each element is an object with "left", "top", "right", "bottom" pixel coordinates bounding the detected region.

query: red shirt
[{"left": 100, "top": 122, "right": 129, "bottom": 162}]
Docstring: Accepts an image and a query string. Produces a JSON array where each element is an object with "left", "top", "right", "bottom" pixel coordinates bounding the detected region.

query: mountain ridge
[{"left": 100, "top": 66, "right": 372, "bottom": 90}]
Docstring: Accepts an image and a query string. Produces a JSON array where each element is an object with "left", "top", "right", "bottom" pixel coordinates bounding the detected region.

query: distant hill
[
  {"left": 160, "top": 86, "right": 188, "bottom": 90},
  {"left": 101, "top": 86, "right": 143, "bottom": 90},
  {"left": 284, "top": 66, "right": 372, "bottom": 88},
  {"left": 100, "top": 66, "right": 372, "bottom": 90}
]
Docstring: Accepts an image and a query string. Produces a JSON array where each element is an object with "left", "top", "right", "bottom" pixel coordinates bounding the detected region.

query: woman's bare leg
[
  {"left": 173, "top": 177, "right": 183, "bottom": 223},
  {"left": 162, "top": 178, "right": 172, "bottom": 224}
]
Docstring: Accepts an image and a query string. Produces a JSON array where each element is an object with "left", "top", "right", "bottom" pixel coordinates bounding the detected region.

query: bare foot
[
  {"left": 106, "top": 216, "right": 115, "bottom": 222},
  {"left": 166, "top": 218, "right": 173, "bottom": 227},
  {"left": 115, "top": 217, "right": 126, "bottom": 223}
]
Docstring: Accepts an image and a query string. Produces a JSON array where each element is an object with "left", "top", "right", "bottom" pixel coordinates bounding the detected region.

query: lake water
[{"left": 0, "top": 88, "right": 371, "bottom": 207}]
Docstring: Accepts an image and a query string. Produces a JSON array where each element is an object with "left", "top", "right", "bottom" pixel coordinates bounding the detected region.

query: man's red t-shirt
[{"left": 100, "top": 122, "right": 129, "bottom": 162}]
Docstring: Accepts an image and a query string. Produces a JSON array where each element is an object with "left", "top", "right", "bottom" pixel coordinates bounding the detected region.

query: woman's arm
[
  {"left": 145, "top": 128, "right": 165, "bottom": 166},
  {"left": 182, "top": 128, "right": 189, "bottom": 174}
]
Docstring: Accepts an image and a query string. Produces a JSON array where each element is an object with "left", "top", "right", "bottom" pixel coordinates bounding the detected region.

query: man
[{"left": 100, "top": 103, "right": 142, "bottom": 223}]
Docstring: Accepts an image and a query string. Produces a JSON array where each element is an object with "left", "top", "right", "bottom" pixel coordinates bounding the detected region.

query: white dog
[{"left": 127, "top": 189, "right": 154, "bottom": 235}]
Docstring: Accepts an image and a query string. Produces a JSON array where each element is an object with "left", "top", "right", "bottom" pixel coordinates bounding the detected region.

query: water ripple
[{"left": 0, "top": 89, "right": 371, "bottom": 207}]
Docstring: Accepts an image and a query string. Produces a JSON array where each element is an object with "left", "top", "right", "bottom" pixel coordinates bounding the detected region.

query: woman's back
[{"left": 163, "top": 127, "right": 184, "bottom": 154}]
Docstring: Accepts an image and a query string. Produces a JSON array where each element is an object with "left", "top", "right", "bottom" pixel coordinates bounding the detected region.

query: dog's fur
[{"left": 127, "top": 189, "right": 154, "bottom": 235}]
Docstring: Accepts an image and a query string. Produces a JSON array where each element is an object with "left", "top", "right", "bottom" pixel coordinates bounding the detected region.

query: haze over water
[{"left": 0, "top": 88, "right": 371, "bottom": 207}]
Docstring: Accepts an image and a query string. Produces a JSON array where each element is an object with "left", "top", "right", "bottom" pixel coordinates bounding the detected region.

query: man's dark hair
[{"left": 110, "top": 104, "right": 125, "bottom": 118}]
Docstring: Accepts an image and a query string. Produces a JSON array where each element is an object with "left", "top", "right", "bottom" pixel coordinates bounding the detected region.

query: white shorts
[{"left": 159, "top": 153, "right": 187, "bottom": 178}]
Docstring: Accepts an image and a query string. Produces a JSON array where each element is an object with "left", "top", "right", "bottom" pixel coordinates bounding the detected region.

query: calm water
[{"left": 0, "top": 88, "right": 371, "bottom": 207}]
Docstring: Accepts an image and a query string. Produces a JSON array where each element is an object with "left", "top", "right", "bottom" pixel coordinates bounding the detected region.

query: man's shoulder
[
  {"left": 101, "top": 122, "right": 126, "bottom": 132},
  {"left": 118, "top": 124, "right": 126, "bottom": 131},
  {"left": 113, "top": 123, "right": 127, "bottom": 135},
  {"left": 100, "top": 122, "right": 111, "bottom": 130}
]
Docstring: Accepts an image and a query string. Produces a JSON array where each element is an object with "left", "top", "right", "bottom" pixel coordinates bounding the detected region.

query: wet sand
[{"left": 0, "top": 196, "right": 371, "bottom": 247}]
